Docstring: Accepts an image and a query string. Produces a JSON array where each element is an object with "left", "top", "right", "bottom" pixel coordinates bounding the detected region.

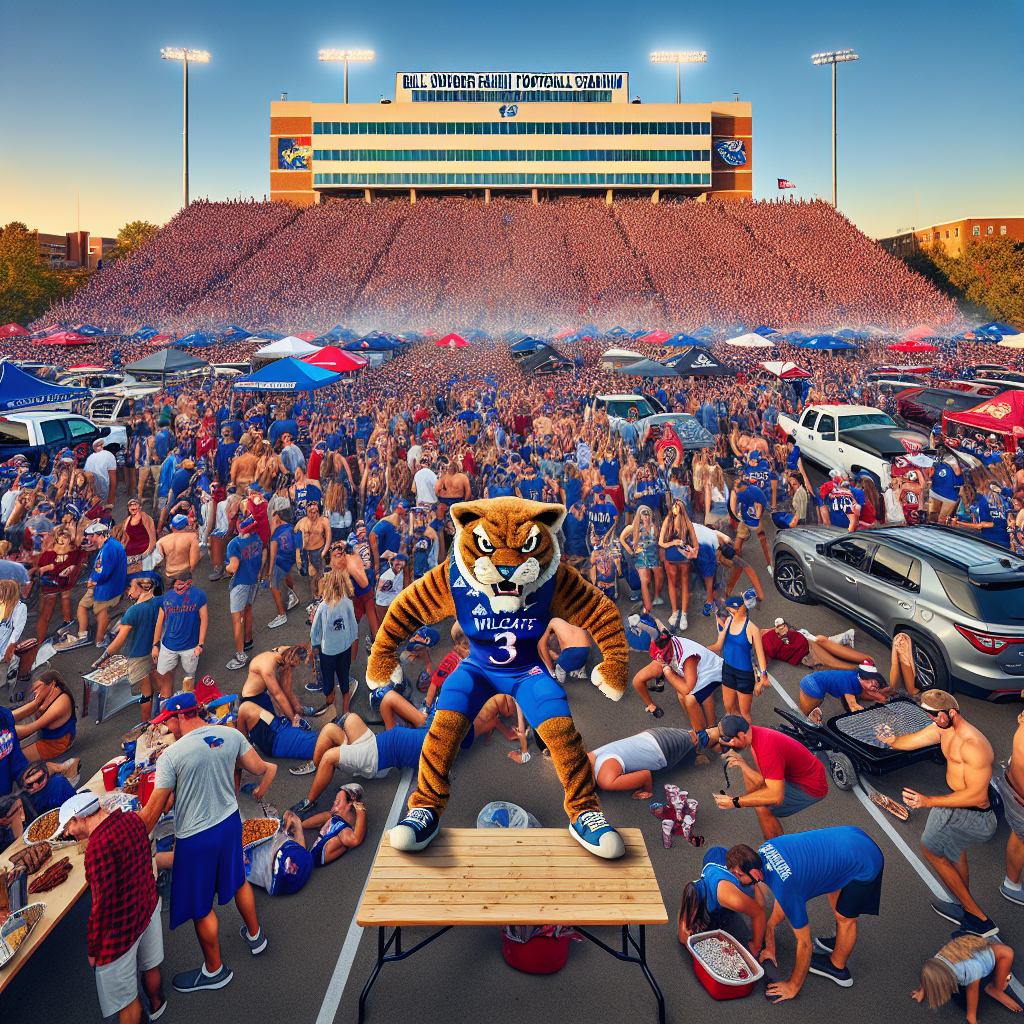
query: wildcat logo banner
[{"left": 714, "top": 140, "right": 746, "bottom": 166}]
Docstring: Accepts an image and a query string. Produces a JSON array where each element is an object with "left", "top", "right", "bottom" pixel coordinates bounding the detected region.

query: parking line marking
[
  {"left": 766, "top": 672, "right": 950, "bottom": 901},
  {"left": 315, "top": 767, "right": 414, "bottom": 1024}
]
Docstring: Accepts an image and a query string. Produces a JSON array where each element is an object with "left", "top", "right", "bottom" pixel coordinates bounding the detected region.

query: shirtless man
[
  {"left": 434, "top": 457, "right": 471, "bottom": 503},
  {"left": 240, "top": 645, "right": 310, "bottom": 728},
  {"left": 231, "top": 435, "right": 259, "bottom": 492},
  {"left": 993, "top": 694, "right": 1024, "bottom": 907},
  {"left": 537, "top": 617, "right": 592, "bottom": 684},
  {"left": 877, "top": 689, "right": 998, "bottom": 937},
  {"left": 297, "top": 501, "right": 329, "bottom": 590},
  {"left": 156, "top": 514, "right": 201, "bottom": 584}
]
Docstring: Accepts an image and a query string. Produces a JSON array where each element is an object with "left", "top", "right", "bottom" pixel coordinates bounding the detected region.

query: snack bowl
[
  {"left": 241, "top": 817, "right": 281, "bottom": 851},
  {"left": 24, "top": 809, "right": 62, "bottom": 845},
  {"left": 0, "top": 902, "right": 47, "bottom": 967},
  {"left": 686, "top": 928, "right": 764, "bottom": 999}
]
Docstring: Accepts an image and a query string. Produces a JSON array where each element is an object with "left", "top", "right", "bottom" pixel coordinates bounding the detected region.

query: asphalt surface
[{"left": 7, "top": 493, "right": 1024, "bottom": 1024}]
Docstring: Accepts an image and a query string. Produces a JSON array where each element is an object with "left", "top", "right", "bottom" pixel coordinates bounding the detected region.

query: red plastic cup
[
  {"left": 138, "top": 770, "right": 157, "bottom": 806},
  {"left": 102, "top": 759, "right": 123, "bottom": 791}
]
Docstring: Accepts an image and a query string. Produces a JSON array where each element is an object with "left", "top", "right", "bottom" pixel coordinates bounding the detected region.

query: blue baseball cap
[
  {"left": 237, "top": 514, "right": 257, "bottom": 534},
  {"left": 725, "top": 596, "right": 743, "bottom": 609},
  {"left": 151, "top": 691, "right": 200, "bottom": 724},
  {"left": 407, "top": 626, "right": 440, "bottom": 648},
  {"left": 171, "top": 514, "right": 189, "bottom": 530}
]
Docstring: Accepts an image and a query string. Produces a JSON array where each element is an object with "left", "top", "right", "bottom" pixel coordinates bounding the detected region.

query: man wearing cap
[
  {"left": 730, "top": 475, "right": 773, "bottom": 572},
  {"left": 156, "top": 513, "right": 201, "bottom": 585},
  {"left": 152, "top": 570, "right": 208, "bottom": 693},
  {"left": 876, "top": 689, "right": 999, "bottom": 938},
  {"left": 713, "top": 715, "right": 828, "bottom": 839},
  {"left": 85, "top": 439, "right": 118, "bottom": 507},
  {"left": 62, "top": 791, "right": 166, "bottom": 1023},
  {"left": 57, "top": 522, "right": 127, "bottom": 652},
  {"left": 103, "top": 575, "right": 161, "bottom": 719},
  {"left": 267, "top": 506, "right": 301, "bottom": 629},
  {"left": 140, "top": 692, "right": 276, "bottom": 993},
  {"left": 225, "top": 515, "right": 262, "bottom": 671},
  {"left": 278, "top": 433, "right": 306, "bottom": 476},
  {"left": 798, "top": 662, "right": 888, "bottom": 718}
]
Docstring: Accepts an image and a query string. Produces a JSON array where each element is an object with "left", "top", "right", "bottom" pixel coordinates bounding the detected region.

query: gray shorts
[
  {"left": 646, "top": 728, "right": 696, "bottom": 771},
  {"left": 230, "top": 582, "right": 259, "bottom": 613},
  {"left": 94, "top": 900, "right": 163, "bottom": 1017},
  {"left": 921, "top": 806, "right": 997, "bottom": 862},
  {"left": 271, "top": 564, "right": 292, "bottom": 590},
  {"left": 994, "top": 770, "right": 1024, "bottom": 842},
  {"left": 775, "top": 779, "right": 827, "bottom": 818}
]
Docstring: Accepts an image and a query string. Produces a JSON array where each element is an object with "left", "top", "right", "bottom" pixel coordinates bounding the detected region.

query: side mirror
[{"left": 815, "top": 543, "right": 825, "bottom": 555}]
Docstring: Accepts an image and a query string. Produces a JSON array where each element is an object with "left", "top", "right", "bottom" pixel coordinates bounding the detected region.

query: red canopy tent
[
  {"left": 943, "top": 390, "right": 1024, "bottom": 444},
  {"left": 294, "top": 331, "right": 317, "bottom": 342},
  {"left": 37, "top": 331, "right": 95, "bottom": 346},
  {"left": 552, "top": 327, "right": 575, "bottom": 339},
  {"left": 903, "top": 324, "right": 937, "bottom": 342},
  {"left": 303, "top": 346, "right": 368, "bottom": 372},
  {"left": 889, "top": 339, "right": 939, "bottom": 353},
  {"left": 436, "top": 333, "right": 468, "bottom": 348},
  {"left": 761, "top": 360, "right": 812, "bottom": 379},
  {"left": 147, "top": 334, "right": 173, "bottom": 347},
  {"left": 641, "top": 330, "right": 672, "bottom": 345},
  {"left": 0, "top": 324, "right": 29, "bottom": 338}
]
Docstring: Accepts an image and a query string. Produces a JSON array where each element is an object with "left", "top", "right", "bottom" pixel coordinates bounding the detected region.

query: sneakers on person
[
  {"left": 227, "top": 653, "right": 248, "bottom": 671},
  {"left": 208, "top": 567, "right": 227, "bottom": 582},
  {"left": 814, "top": 936, "right": 836, "bottom": 953},
  {"left": 808, "top": 951, "right": 852, "bottom": 987},
  {"left": 286, "top": 589, "right": 299, "bottom": 611},
  {"left": 931, "top": 900, "right": 966, "bottom": 924},
  {"left": 668, "top": 610, "right": 679, "bottom": 629},
  {"left": 53, "top": 632, "right": 91, "bottom": 652},
  {"left": 268, "top": 614, "right": 287, "bottom": 629},
  {"left": 766, "top": 564, "right": 773, "bottom": 578},
  {"left": 839, "top": 628, "right": 855, "bottom": 647},
  {"left": 288, "top": 761, "right": 316, "bottom": 776},
  {"left": 652, "top": 596, "right": 665, "bottom": 606},
  {"left": 959, "top": 912, "right": 999, "bottom": 937},
  {"left": 311, "top": 704, "right": 333, "bottom": 717},
  {"left": 305, "top": 679, "right": 322, "bottom": 691},
  {"left": 390, "top": 807, "right": 441, "bottom": 852},
  {"left": 1001, "top": 880, "right": 1024, "bottom": 906},
  {"left": 149, "top": 994, "right": 168, "bottom": 1021},
  {"left": 349, "top": 678, "right": 359, "bottom": 701},
  {"left": 570, "top": 811, "right": 625, "bottom": 859},
  {"left": 238, "top": 925, "right": 267, "bottom": 955},
  {"left": 703, "top": 602, "right": 714, "bottom": 617},
  {"left": 290, "top": 797, "right": 315, "bottom": 816},
  {"left": 173, "top": 964, "right": 234, "bottom": 992},
  {"left": 678, "top": 613, "right": 688, "bottom": 632},
  {"left": 243, "top": 638, "right": 254, "bottom": 652}
]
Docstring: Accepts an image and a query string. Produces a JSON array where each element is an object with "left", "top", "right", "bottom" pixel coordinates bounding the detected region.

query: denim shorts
[
  {"left": 921, "top": 806, "right": 997, "bottom": 862},
  {"left": 775, "top": 779, "right": 827, "bottom": 818}
]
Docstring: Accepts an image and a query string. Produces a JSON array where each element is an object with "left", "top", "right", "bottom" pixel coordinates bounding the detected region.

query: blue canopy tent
[
  {"left": 664, "top": 333, "right": 705, "bottom": 348},
  {"left": 73, "top": 324, "right": 107, "bottom": 337},
  {"left": 233, "top": 357, "right": 342, "bottom": 393},
  {"left": 251, "top": 330, "right": 285, "bottom": 341},
  {"left": 0, "top": 362, "right": 90, "bottom": 412},
  {"left": 345, "top": 336, "right": 397, "bottom": 352},
  {"left": 322, "top": 326, "right": 358, "bottom": 341},
  {"left": 753, "top": 325, "right": 780, "bottom": 337},
  {"left": 132, "top": 326, "right": 159, "bottom": 340},
  {"left": 178, "top": 331, "right": 218, "bottom": 348},
  {"left": 510, "top": 338, "right": 546, "bottom": 353},
  {"left": 794, "top": 335, "right": 856, "bottom": 351},
  {"left": 980, "top": 321, "right": 1019, "bottom": 337},
  {"left": 835, "top": 328, "right": 860, "bottom": 339},
  {"left": 606, "top": 326, "right": 632, "bottom": 337},
  {"left": 219, "top": 326, "right": 250, "bottom": 339}
]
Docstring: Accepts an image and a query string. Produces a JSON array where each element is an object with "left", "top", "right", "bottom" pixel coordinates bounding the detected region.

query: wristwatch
[{"left": 732, "top": 795, "right": 741, "bottom": 808}]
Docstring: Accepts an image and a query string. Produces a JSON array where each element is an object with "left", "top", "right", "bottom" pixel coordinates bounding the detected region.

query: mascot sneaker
[
  {"left": 390, "top": 808, "right": 440, "bottom": 852},
  {"left": 570, "top": 811, "right": 625, "bottom": 859}
]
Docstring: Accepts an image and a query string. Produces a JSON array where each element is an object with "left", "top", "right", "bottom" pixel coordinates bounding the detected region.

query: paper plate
[{"left": 0, "top": 903, "right": 47, "bottom": 967}]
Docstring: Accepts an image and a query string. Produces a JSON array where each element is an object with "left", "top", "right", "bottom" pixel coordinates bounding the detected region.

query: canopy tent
[
  {"left": 665, "top": 333, "right": 707, "bottom": 348},
  {"left": 606, "top": 326, "right": 632, "bottom": 337},
  {"left": 344, "top": 337, "right": 396, "bottom": 353},
  {"left": 889, "top": 339, "right": 939, "bottom": 353},
  {"left": 552, "top": 327, "right": 576, "bottom": 340},
  {"left": 519, "top": 345, "right": 573, "bottom": 375},
  {"left": 640, "top": 330, "right": 672, "bottom": 345},
  {"left": 219, "top": 325, "right": 250, "bottom": 339},
  {"left": 254, "top": 336, "right": 321, "bottom": 361},
  {"left": 954, "top": 328, "right": 1000, "bottom": 342},
  {"left": 0, "top": 361, "right": 90, "bottom": 411},
  {"left": 793, "top": 335, "right": 856, "bottom": 350},
  {"left": 302, "top": 346, "right": 368, "bottom": 372},
  {"left": 510, "top": 338, "right": 547, "bottom": 360},
  {"left": 613, "top": 359, "right": 679, "bottom": 378},
  {"left": 903, "top": 323, "right": 938, "bottom": 342},
  {"left": 761, "top": 361, "right": 813, "bottom": 380},
  {"left": 131, "top": 326, "right": 159, "bottom": 340},
  {"left": 323, "top": 326, "right": 359, "bottom": 342},
  {"left": 600, "top": 348, "right": 646, "bottom": 369},
  {"left": 663, "top": 348, "right": 736, "bottom": 376},
  {"left": 124, "top": 348, "right": 209, "bottom": 381},
  {"left": 233, "top": 356, "right": 342, "bottom": 393},
  {"left": 980, "top": 321, "right": 1020, "bottom": 337},
  {"left": 753, "top": 325, "right": 782, "bottom": 337},
  {"left": 944, "top": 390, "right": 1024, "bottom": 436},
  {"left": 436, "top": 333, "right": 468, "bottom": 348},
  {"left": 726, "top": 333, "right": 775, "bottom": 348},
  {"left": 251, "top": 330, "right": 285, "bottom": 341},
  {"left": 147, "top": 334, "right": 173, "bottom": 347},
  {"left": 0, "top": 324, "right": 29, "bottom": 338},
  {"left": 36, "top": 331, "right": 96, "bottom": 346},
  {"left": 72, "top": 324, "right": 107, "bottom": 336},
  {"left": 178, "top": 331, "right": 218, "bottom": 348},
  {"left": 998, "top": 337, "right": 1024, "bottom": 350}
]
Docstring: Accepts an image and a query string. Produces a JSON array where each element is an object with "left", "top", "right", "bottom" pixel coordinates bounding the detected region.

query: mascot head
[{"left": 450, "top": 497, "right": 566, "bottom": 614}]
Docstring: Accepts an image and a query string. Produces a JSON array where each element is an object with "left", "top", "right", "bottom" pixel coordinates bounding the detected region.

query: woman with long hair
[
  {"left": 855, "top": 475, "right": 884, "bottom": 527},
  {"left": 913, "top": 933, "right": 1020, "bottom": 1019},
  {"left": 35, "top": 526, "right": 86, "bottom": 645},
  {"left": 709, "top": 595, "right": 768, "bottom": 725},
  {"left": 323, "top": 480, "right": 350, "bottom": 544},
  {"left": 310, "top": 568, "right": 358, "bottom": 714},
  {"left": 677, "top": 846, "right": 766, "bottom": 948},
  {"left": 119, "top": 498, "right": 157, "bottom": 577},
  {"left": 659, "top": 497, "right": 698, "bottom": 631},
  {"left": 703, "top": 464, "right": 731, "bottom": 530},
  {"left": 620, "top": 505, "right": 663, "bottom": 613},
  {"left": 14, "top": 668, "right": 77, "bottom": 765}
]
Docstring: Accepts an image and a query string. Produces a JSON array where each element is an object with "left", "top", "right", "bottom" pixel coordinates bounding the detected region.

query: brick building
[
  {"left": 878, "top": 216, "right": 1024, "bottom": 259},
  {"left": 33, "top": 230, "right": 115, "bottom": 270}
]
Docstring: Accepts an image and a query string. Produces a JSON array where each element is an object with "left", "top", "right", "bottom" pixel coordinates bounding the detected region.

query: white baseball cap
[
  {"left": 774, "top": 617, "right": 785, "bottom": 627},
  {"left": 58, "top": 791, "right": 101, "bottom": 828}
]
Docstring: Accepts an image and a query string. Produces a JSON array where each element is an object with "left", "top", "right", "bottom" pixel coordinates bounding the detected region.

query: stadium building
[{"left": 270, "top": 69, "right": 751, "bottom": 205}]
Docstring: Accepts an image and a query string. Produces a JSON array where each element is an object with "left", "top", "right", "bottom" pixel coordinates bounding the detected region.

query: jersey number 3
[{"left": 489, "top": 631, "right": 517, "bottom": 665}]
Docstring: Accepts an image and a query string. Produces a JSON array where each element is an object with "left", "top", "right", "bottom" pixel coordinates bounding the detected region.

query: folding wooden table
[{"left": 356, "top": 827, "right": 669, "bottom": 1023}]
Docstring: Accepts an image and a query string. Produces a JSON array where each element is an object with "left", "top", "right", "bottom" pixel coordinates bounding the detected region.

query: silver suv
[{"left": 772, "top": 524, "right": 1024, "bottom": 699}]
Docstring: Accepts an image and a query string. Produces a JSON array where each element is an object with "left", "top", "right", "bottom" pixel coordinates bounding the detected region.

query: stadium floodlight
[
  {"left": 811, "top": 49, "right": 859, "bottom": 208},
  {"left": 319, "top": 49, "right": 375, "bottom": 103},
  {"left": 650, "top": 51, "right": 706, "bottom": 104},
  {"left": 161, "top": 48, "right": 211, "bottom": 209}
]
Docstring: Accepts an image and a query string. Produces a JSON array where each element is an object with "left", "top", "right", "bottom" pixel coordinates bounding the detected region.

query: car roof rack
[{"left": 871, "top": 525, "right": 1024, "bottom": 572}]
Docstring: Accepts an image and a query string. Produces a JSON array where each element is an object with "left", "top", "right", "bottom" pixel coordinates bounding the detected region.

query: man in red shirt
[
  {"left": 712, "top": 715, "right": 828, "bottom": 839},
  {"left": 426, "top": 624, "right": 470, "bottom": 709},
  {"left": 60, "top": 791, "right": 165, "bottom": 1023}
]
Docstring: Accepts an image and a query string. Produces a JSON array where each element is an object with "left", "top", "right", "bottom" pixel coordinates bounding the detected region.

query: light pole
[
  {"left": 650, "top": 51, "right": 706, "bottom": 104},
  {"left": 161, "top": 48, "right": 210, "bottom": 208},
  {"left": 318, "top": 49, "right": 374, "bottom": 103},
  {"left": 811, "top": 49, "right": 858, "bottom": 208}
]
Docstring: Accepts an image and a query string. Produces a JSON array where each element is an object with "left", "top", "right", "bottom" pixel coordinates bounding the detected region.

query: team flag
[{"left": 778, "top": 179, "right": 796, "bottom": 189}]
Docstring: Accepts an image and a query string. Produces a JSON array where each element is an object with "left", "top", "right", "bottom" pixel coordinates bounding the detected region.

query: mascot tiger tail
[{"left": 366, "top": 497, "right": 629, "bottom": 859}]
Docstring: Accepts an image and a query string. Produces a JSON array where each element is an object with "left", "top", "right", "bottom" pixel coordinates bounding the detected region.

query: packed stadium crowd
[{"left": 34, "top": 196, "right": 963, "bottom": 339}]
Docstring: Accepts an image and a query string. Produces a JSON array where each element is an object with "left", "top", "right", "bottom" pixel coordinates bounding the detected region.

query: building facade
[
  {"left": 34, "top": 230, "right": 115, "bottom": 270},
  {"left": 878, "top": 217, "right": 1024, "bottom": 259},
  {"left": 270, "top": 69, "right": 751, "bottom": 205}
]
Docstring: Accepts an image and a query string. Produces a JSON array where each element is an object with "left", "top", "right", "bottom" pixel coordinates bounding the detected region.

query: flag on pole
[{"left": 777, "top": 179, "right": 796, "bottom": 189}]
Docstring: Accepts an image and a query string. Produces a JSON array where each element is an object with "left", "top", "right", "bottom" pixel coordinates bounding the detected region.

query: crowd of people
[{"left": 32, "top": 195, "right": 963, "bottom": 338}]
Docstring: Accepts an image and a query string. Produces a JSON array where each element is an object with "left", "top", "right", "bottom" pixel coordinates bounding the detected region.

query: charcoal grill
[{"left": 774, "top": 697, "right": 944, "bottom": 790}]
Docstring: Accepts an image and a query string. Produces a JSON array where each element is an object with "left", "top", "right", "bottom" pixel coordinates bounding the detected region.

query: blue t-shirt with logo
[
  {"left": 588, "top": 500, "right": 618, "bottom": 542},
  {"left": 0, "top": 707, "right": 28, "bottom": 797},
  {"left": 120, "top": 598, "right": 162, "bottom": 659},
  {"left": 977, "top": 493, "right": 1011, "bottom": 547},
  {"left": 272, "top": 523, "right": 301, "bottom": 573},
  {"left": 564, "top": 513, "right": 589, "bottom": 557},
  {"left": 930, "top": 462, "right": 961, "bottom": 502},
  {"left": 735, "top": 485, "right": 767, "bottom": 527},
  {"left": 228, "top": 534, "right": 263, "bottom": 587},
  {"left": 158, "top": 586, "right": 207, "bottom": 651},
  {"left": 518, "top": 476, "right": 544, "bottom": 502}
]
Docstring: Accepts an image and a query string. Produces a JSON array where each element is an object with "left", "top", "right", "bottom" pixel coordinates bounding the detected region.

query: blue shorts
[
  {"left": 692, "top": 675, "right": 722, "bottom": 705},
  {"left": 170, "top": 813, "right": 246, "bottom": 929},
  {"left": 696, "top": 543, "right": 717, "bottom": 579},
  {"left": 268, "top": 717, "right": 317, "bottom": 760},
  {"left": 435, "top": 658, "right": 572, "bottom": 728},
  {"left": 775, "top": 780, "right": 827, "bottom": 818},
  {"left": 556, "top": 646, "right": 590, "bottom": 673},
  {"left": 245, "top": 691, "right": 275, "bottom": 715}
]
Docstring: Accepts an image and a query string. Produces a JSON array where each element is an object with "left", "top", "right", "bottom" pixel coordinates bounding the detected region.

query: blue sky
[{"left": 2, "top": 0, "right": 1021, "bottom": 239}]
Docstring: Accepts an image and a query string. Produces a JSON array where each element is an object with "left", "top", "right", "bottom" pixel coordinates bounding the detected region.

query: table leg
[
  {"left": 357, "top": 925, "right": 452, "bottom": 1023},
  {"left": 575, "top": 924, "right": 665, "bottom": 1024},
  {"left": 358, "top": 926, "right": 390, "bottom": 1024}
]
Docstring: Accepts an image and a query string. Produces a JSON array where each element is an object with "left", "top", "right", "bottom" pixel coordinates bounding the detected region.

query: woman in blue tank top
[
  {"left": 678, "top": 844, "right": 762, "bottom": 946},
  {"left": 14, "top": 668, "right": 77, "bottom": 762},
  {"left": 709, "top": 598, "right": 768, "bottom": 725}
]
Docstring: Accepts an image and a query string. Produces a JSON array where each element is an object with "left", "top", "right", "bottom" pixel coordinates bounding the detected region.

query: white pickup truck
[
  {"left": 777, "top": 404, "right": 929, "bottom": 487},
  {"left": 0, "top": 411, "right": 128, "bottom": 473}
]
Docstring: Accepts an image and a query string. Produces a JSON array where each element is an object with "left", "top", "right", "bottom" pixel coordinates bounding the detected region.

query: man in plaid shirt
[{"left": 60, "top": 792, "right": 166, "bottom": 1023}]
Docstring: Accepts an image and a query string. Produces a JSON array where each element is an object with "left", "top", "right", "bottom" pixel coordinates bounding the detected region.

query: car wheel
[
  {"left": 773, "top": 554, "right": 817, "bottom": 605},
  {"left": 902, "top": 630, "right": 951, "bottom": 693},
  {"left": 829, "top": 753, "right": 856, "bottom": 791}
]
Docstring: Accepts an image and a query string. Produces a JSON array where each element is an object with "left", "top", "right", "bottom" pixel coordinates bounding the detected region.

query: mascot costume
[{"left": 366, "top": 497, "right": 630, "bottom": 858}]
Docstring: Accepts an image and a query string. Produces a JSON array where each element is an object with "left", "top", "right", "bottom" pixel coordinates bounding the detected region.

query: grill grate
[{"left": 834, "top": 701, "right": 933, "bottom": 749}]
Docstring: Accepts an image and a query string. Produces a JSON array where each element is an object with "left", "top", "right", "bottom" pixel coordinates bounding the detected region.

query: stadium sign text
[{"left": 401, "top": 72, "right": 625, "bottom": 91}]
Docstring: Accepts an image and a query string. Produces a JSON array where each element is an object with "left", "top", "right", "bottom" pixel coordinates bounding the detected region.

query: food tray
[
  {"left": 24, "top": 809, "right": 62, "bottom": 845},
  {"left": 834, "top": 700, "right": 933, "bottom": 750},
  {"left": 0, "top": 902, "right": 46, "bottom": 967},
  {"left": 241, "top": 818, "right": 281, "bottom": 851},
  {"left": 687, "top": 929, "right": 764, "bottom": 999},
  {"left": 84, "top": 655, "right": 129, "bottom": 686},
  {"left": 100, "top": 793, "right": 141, "bottom": 815}
]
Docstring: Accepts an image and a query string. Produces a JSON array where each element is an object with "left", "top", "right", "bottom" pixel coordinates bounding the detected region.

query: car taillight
[{"left": 954, "top": 623, "right": 1024, "bottom": 655}]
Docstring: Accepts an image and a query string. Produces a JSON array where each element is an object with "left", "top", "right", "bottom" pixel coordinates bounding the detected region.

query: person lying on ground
[
  {"left": 799, "top": 661, "right": 889, "bottom": 721},
  {"left": 537, "top": 616, "right": 591, "bottom": 683},
  {"left": 763, "top": 617, "right": 863, "bottom": 670}
]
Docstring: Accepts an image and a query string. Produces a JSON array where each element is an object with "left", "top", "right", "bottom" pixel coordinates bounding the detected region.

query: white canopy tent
[
  {"left": 600, "top": 348, "right": 646, "bottom": 370},
  {"left": 253, "top": 336, "right": 322, "bottom": 368},
  {"left": 726, "top": 333, "right": 775, "bottom": 348}
]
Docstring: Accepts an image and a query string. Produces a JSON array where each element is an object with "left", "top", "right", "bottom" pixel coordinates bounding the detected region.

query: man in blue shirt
[
  {"left": 727, "top": 826, "right": 884, "bottom": 998},
  {"left": 516, "top": 464, "right": 544, "bottom": 502},
  {"left": 799, "top": 662, "right": 888, "bottom": 718},
  {"left": 226, "top": 516, "right": 263, "bottom": 670},
  {"left": 269, "top": 413, "right": 300, "bottom": 445},
  {"left": 729, "top": 477, "right": 772, "bottom": 573},
  {"left": 215, "top": 426, "right": 239, "bottom": 485},
  {"left": 974, "top": 481, "right": 1012, "bottom": 548},
  {"left": 268, "top": 508, "right": 301, "bottom": 630},
  {"left": 104, "top": 575, "right": 162, "bottom": 716},
  {"left": 153, "top": 570, "right": 208, "bottom": 694},
  {"left": 587, "top": 486, "right": 619, "bottom": 550},
  {"left": 58, "top": 522, "right": 127, "bottom": 651},
  {"left": 928, "top": 453, "right": 963, "bottom": 523},
  {"left": 821, "top": 470, "right": 861, "bottom": 532},
  {"left": 745, "top": 452, "right": 778, "bottom": 510}
]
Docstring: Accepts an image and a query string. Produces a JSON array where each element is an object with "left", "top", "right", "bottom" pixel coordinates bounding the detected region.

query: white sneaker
[
  {"left": 268, "top": 614, "right": 287, "bottom": 629},
  {"left": 839, "top": 629, "right": 855, "bottom": 647},
  {"left": 555, "top": 665, "right": 566, "bottom": 684},
  {"left": 766, "top": 564, "right": 773, "bottom": 578},
  {"left": 678, "top": 613, "right": 688, "bottom": 632},
  {"left": 668, "top": 611, "right": 679, "bottom": 629}
]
